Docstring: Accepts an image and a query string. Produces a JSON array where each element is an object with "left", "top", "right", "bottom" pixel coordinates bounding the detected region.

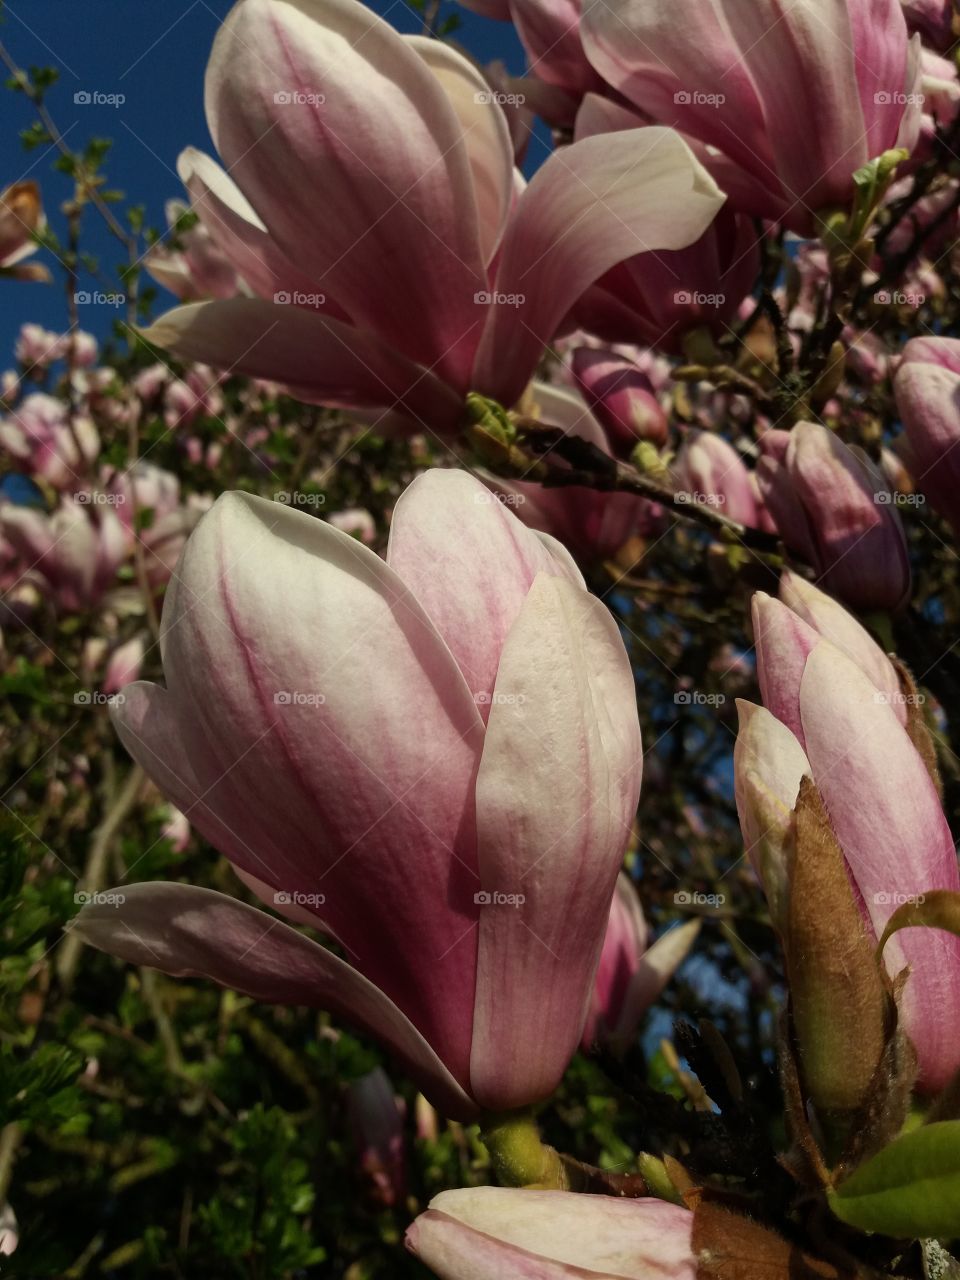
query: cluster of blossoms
[{"left": 3, "top": 0, "right": 960, "bottom": 1272}]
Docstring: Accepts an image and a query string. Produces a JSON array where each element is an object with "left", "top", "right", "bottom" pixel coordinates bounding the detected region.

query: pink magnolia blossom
[
  {"left": 571, "top": 94, "right": 762, "bottom": 353},
  {"left": 0, "top": 182, "right": 50, "bottom": 282},
  {"left": 757, "top": 422, "right": 911, "bottom": 612},
  {"left": 141, "top": 0, "right": 724, "bottom": 434},
  {"left": 326, "top": 508, "right": 376, "bottom": 544},
  {"left": 103, "top": 636, "right": 146, "bottom": 696},
  {"left": 571, "top": 347, "right": 668, "bottom": 451},
  {"left": 348, "top": 1067, "right": 407, "bottom": 1208},
  {"left": 145, "top": 198, "right": 243, "bottom": 301},
  {"left": 736, "top": 635, "right": 960, "bottom": 1092},
  {"left": 581, "top": 872, "right": 699, "bottom": 1052},
  {"left": 580, "top": 0, "right": 922, "bottom": 235},
  {"left": 71, "top": 470, "right": 643, "bottom": 1119},
  {"left": 106, "top": 462, "right": 209, "bottom": 590},
  {"left": 673, "top": 431, "right": 766, "bottom": 528},
  {"left": 0, "top": 394, "right": 99, "bottom": 490},
  {"left": 902, "top": 0, "right": 957, "bottom": 50},
  {"left": 406, "top": 1187, "right": 695, "bottom": 1279},
  {"left": 894, "top": 335, "right": 960, "bottom": 537},
  {"left": 15, "top": 324, "right": 64, "bottom": 370},
  {"left": 482, "top": 381, "right": 662, "bottom": 563},
  {"left": 0, "top": 497, "right": 128, "bottom": 613}
]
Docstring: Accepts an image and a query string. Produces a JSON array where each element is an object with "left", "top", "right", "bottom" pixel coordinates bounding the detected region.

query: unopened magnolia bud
[{"left": 785, "top": 778, "right": 888, "bottom": 1122}]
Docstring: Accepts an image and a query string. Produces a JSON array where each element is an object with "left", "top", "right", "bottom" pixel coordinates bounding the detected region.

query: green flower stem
[{"left": 479, "top": 1110, "right": 568, "bottom": 1189}]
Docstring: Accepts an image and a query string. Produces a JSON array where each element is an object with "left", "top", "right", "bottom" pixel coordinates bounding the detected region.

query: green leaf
[{"left": 828, "top": 1121, "right": 960, "bottom": 1238}]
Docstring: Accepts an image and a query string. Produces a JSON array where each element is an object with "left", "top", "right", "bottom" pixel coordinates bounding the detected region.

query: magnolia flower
[
  {"left": 894, "top": 336, "right": 960, "bottom": 538},
  {"left": 580, "top": 0, "right": 922, "bottom": 234},
  {"left": 141, "top": 0, "right": 724, "bottom": 433},
  {"left": 902, "top": 0, "right": 957, "bottom": 49},
  {"left": 582, "top": 872, "right": 699, "bottom": 1053},
  {"left": 14, "top": 323, "right": 64, "bottom": 370},
  {"left": 0, "top": 394, "right": 99, "bottom": 490},
  {"left": 145, "top": 197, "right": 243, "bottom": 301},
  {"left": 571, "top": 94, "right": 761, "bottom": 353},
  {"left": 482, "top": 381, "right": 661, "bottom": 562},
  {"left": 326, "top": 508, "right": 376, "bottom": 544},
  {"left": 406, "top": 1187, "right": 696, "bottom": 1278},
  {"left": 457, "top": 0, "right": 602, "bottom": 120},
  {"left": 571, "top": 347, "right": 668, "bottom": 451},
  {"left": 736, "top": 633, "right": 960, "bottom": 1091},
  {"left": 71, "top": 470, "right": 643, "bottom": 1118},
  {"left": 103, "top": 636, "right": 146, "bottom": 696},
  {"left": 348, "top": 1067, "right": 406, "bottom": 1208},
  {"left": 105, "top": 462, "right": 209, "bottom": 589},
  {"left": 757, "top": 422, "right": 911, "bottom": 612},
  {"left": 0, "top": 498, "right": 127, "bottom": 612},
  {"left": 0, "top": 182, "right": 50, "bottom": 282},
  {"left": 673, "top": 431, "right": 766, "bottom": 528}
]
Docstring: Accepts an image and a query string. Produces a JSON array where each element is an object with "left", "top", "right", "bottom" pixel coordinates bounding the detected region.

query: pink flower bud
[
  {"left": 407, "top": 1187, "right": 696, "bottom": 1278},
  {"left": 894, "top": 336, "right": 960, "bottom": 539},
  {"left": 571, "top": 347, "right": 667, "bottom": 451},
  {"left": 757, "top": 422, "right": 911, "bottom": 612}
]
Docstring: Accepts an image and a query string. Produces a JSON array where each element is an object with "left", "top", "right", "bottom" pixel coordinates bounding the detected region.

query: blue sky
[{"left": 0, "top": 0, "right": 538, "bottom": 359}]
